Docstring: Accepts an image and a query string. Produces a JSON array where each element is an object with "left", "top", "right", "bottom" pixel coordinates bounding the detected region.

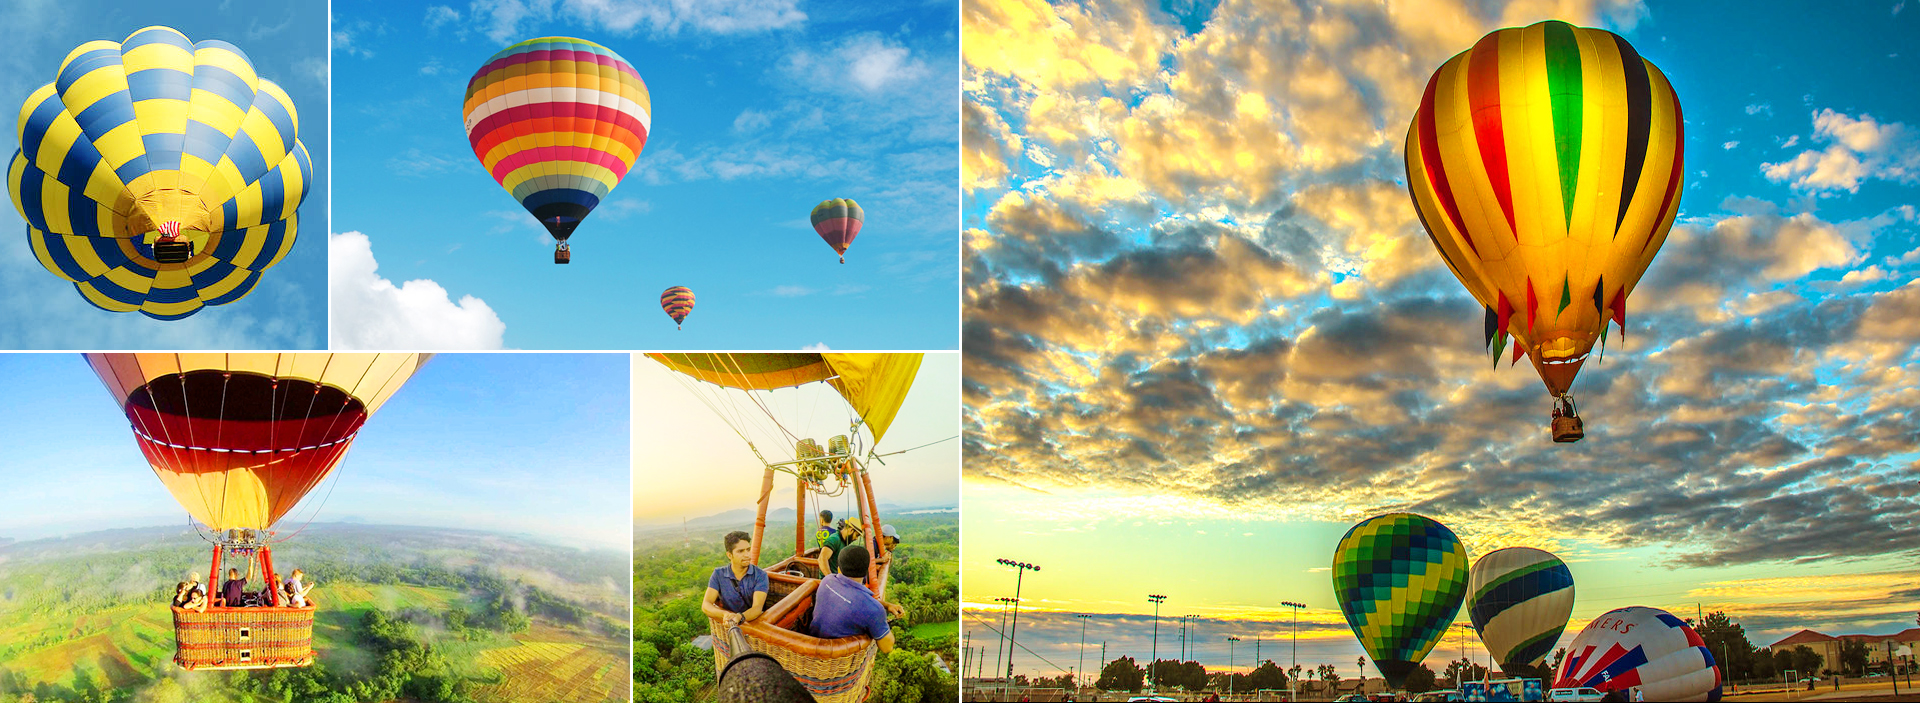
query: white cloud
[
  {"left": 784, "top": 33, "right": 932, "bottom": 94},
  {"left": 1763, "top": 109, "right": 1920, "bottom": 192},
  {"left": 771, "top": 285, "right": 812, "bottom": 296},
  {"left": 802, "top": 342, "right": 830, "bottom": 350},
  {"left": 329, "top": 231, "right": 506, "bottom": 350},
  {"left": 1723, "top": 141, "right": 1739, "bottom": 150},
  {"left": 1746, "top": 103, "right": 1773, "bottom": 117},
  {"left": 425, "top": 4, "right": 462, "bottom": 31},
  {"left": 732, "top": 108, "right": 771, "bottom": 134},
  {"left": 466, "top": 0, "right": 804, "bottom": 43},
  {"left": 420, "top": 58, "right": 445, "bottom": 76}
]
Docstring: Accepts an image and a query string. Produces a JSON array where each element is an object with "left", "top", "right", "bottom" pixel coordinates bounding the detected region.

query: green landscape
[
  {"left": 0, "top": 524, "right": 629, "bottom": 703},
  {"left": 633, "top": 510, "right": 960, "bottom": 703}
]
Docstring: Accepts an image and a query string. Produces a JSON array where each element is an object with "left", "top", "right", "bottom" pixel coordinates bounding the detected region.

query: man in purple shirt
[
  {"left": 811, "top": 545, "right": 902, "bottom": 652},
  {"left": 219, "top": 568, "right": 247, "bottom": 607}
]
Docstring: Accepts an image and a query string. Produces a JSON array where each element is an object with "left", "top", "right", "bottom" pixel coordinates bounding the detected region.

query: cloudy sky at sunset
[{"left": 961, "top": 0, "right": 1920, "bottom": 679}]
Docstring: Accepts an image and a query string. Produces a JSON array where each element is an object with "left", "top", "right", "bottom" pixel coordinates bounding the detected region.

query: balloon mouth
[{"left": 1539, "top": 352, "right": 1589, "bottom": 366}]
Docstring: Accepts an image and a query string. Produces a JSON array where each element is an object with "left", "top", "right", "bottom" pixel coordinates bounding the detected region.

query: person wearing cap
[
  {"left": 702, "top": 531, "right": 769, "bottom": 626},
  {"left": 811, "top": 545, "right": 898, "bottom": 652},
  {"left": 817, "top": 517, "right": 865, "bottom": 576},
  {"left": 879, "top": 524, "right": 901, "bottom": 553}
]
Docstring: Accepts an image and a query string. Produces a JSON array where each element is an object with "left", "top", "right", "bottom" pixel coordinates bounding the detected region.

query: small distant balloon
[
  {"left": 810, "top": 198, "right": 863, "bottom": 264},
  {"left": 660, "top": 286, "right": 694, "bottom": 329}
]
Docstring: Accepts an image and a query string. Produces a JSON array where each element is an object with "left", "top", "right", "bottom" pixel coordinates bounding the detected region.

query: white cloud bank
[{"left": 329, "top": 231, "right": 506, "bottom": 350}]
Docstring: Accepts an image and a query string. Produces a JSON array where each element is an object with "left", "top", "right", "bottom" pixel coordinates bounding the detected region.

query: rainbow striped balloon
[
  {"left": 7, "top": 26, "right": 309, "bottom": 319},
  {"left": 811, "top": 198, "right": 863, "bottom": 264},
  {"left": 1406, "top": 20, "right": 1682, "bottom": 399},
  {"left": 659, "top": 286, "right": 694, "bottom": 328},
  {"left": 463, "top": 37, "right": 650, "bottom": 253}
]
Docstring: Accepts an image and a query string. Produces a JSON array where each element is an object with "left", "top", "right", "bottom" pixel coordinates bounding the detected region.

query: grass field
[
  {"left": 910, "top": 620, "right": 959, "bottom": 640},
  {"left": 475, "top": 623, "right": 631, "bottom": 703}
]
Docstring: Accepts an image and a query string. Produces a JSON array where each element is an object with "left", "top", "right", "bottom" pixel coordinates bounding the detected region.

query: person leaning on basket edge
[
  {"left": 702, "top": 530, "right": 769, "bottom": 627},
  {"left": 817, "top": 517, "right": 867, "bottom": 576},
  {"left": 811, "top": 544, "right": 904, "bottom": 652}
]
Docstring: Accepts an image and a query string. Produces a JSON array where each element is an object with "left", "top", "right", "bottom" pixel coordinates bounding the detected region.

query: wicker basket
[
  {"left": 707, "top": 564, "right": 891, "bottom": 703},
  {"left": 1551, "top": 415, "right": 1585, "bottom": 443},
  {"left": 153, "top": 240, "right": 193, "bottom": 264},
  {"left": 173, "top": 602, "right": 317, "bottom": 670}
]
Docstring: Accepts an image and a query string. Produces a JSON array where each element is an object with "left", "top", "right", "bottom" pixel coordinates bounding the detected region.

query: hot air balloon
[
  {"left": 1468, "top": 547, "right": 1575, "bottom": 674},
  {"left": 811, "top": 198, "right": 863, "bottom": 263},
  {"left": 1555, "top": 606, "right": 1723, "bottom": 701},
  {"left": 463, "top": 37, "right": 650, "bottom": 264},
  {"left": 650, "top": 352, "right": 923, "bottom": 703},
  {"left": 1333, "top": 513, "right": 1471, "bottom": 689},
  {"left": 8, "top": 27, "right": 310, "bottom": 319},
  {"left": 660, "top": 285, "right": 694, "bottom": 329},
  {"left": 1405, "top": 20, "right": 1684, "bottom": 442},
  {"left": 87, "top": 353, "right": 430, "bottom": 670}
]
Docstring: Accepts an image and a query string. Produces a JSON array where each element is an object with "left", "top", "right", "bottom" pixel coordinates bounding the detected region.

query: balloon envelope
[
  {"left": 1468, "top": 547, "right": 1575, "bottom": 671},
  {"left": 1555, "top": 606, "right": 1722, "bottom": 702},
  {"left": 648, "top": 353, "right": 920, "bottom": 444},
  {"left": 811, "top": 198, "right": 863, "bottom": 261},
  {"left": 1406, "top": 20, "right": 1683, "bottom": 396},
  {"left": 1333, "top": 513, "right": 1470, "bottom": 688},
  {"left": 8, "top": 27, "right": 311, "bottom": 319},
  {"left": 463, "top": 37, "right": 650, "bottom": 242},
  {"left": 88, "top": 353, "right": 430, "bottom": 530},
  {"left": 660, "top": 285, "right": 694, "bottom": 326}
]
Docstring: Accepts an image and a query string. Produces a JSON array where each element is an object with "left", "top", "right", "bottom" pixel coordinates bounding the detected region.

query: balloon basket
[
  {"left": 154, "top": 240, "right": 193, "bottom": 264},
  {"left": 1552, "top": 415, "right": 1584, "bottom": 443},
  {"left": 706, "top": 561, "right": 889, "bottom": 703},
  {"left": 172, "top": 603, "right": 316, "bottom": 670},
  {"left": 554, "top": 247, "right": 571, "bottom": 264}
]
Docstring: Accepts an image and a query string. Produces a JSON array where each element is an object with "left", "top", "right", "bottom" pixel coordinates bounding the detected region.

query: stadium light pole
[
  {"left": 994, "top": 596, "right": 1018, "bottom": 680},
  {"left": 998, "top": 559, "right": 1041, "bottom": 679},
  {"left": 1148, "top": 594, "right": 1168, "bottom": 690},
  {"left": 1227, "top": 636, "right": 1242, "bottom": 695},
  {"left": 1282, "top": 601, "right": 1306, "bottom": 698},
  {"left": 1077, "top": 614, "right": 1093, "bottom": 689}
]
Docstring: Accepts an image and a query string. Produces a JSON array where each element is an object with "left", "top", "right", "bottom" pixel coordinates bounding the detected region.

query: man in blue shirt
[
  {"left": 811, "top": 545, "right": 903, "bottom": 652},
  {"left": 702, "top": 531, "right": 769, "bottom": 626}
]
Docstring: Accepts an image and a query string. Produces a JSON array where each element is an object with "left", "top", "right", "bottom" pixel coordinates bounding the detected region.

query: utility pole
[
  {"left": 994, "top": 596, "right": 1017, "bottom": 680},
  {"left": 1148, "top": 594, "right": 1168, "bottom": 690},
  {"left": 998, "top": 559, "right": 1042, "bottom": 679}
]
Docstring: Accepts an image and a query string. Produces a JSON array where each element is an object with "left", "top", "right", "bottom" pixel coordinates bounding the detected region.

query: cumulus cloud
[
  {"left": 1762, "top": 109, "right": 1920, "bottom": 193},
  {"left": 329, "top": 231, "right": 506, "bottom": 350},
  {"left": 784, "top": 33, "right": 933, "bottom": 93}
]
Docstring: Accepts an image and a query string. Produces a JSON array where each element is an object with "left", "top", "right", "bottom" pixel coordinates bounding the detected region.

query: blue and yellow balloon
[
  {"left": 7, "top": 26, "right": 309, "bottom": 320},
  {"left": 1332, "top": 513, "right": 1471, "bottom": 689}
]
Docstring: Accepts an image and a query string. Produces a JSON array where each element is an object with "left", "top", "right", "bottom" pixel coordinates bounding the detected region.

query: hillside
[{"left": 0, "top": 524, "right": 628, "bottom": 703}]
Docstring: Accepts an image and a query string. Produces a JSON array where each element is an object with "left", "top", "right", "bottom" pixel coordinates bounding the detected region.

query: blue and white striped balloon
[{"left": 1467, "top": 547, "right": 1575, "bottom": 670}]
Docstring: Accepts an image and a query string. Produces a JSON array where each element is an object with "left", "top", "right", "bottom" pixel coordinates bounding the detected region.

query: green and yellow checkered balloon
[{"left": 1332, "top": 512, "right": 1470, "bottom": 688}]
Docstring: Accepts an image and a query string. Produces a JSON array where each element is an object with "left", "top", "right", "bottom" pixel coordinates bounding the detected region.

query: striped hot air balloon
[
  {"left": 811, "top": 198, "right": 863, "bottom": 263},
  {"left": 660, "top": 285, "right": 694, "bottom": 329},
  {"left": 1406, "top": 20, "right": 1683, "bottom": 426},
  {"left": 1333, "top": 513, "right": 1471, "bottom": 689},
  {"left": 464, "top": 37, "right": 650, "bottom": 263},
  {"left": 1555, "top": 606, "right": 1723, "bottom": 701},
  {"left": 7, "top": 27, "right": 310, "bottom": 319},
  {"left": 1468, "top": 547, "right": 1575, "bottom": 673}
]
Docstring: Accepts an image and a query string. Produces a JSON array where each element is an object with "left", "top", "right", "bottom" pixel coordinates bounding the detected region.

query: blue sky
[
  {"left": 962, "top": 0, "right": 1920, "bottom": 678},
  {"left": 0, "top": 0, "right": 327, "bottom": 349},
  {"left": 0, "top": 353, "right": 632, "bottom": 551},
  {"left": 329, "top": 0, "right": 959, "bottom": 350}
]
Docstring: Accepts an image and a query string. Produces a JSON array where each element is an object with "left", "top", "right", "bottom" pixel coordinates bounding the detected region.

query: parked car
[
  {"left": 1414, "top": 691, "right": 1465, "bottom": 702},
  {"left": 1545, "top": 688, "right": 1604, "bottom": 702},
  {"left": 1335, "top": 695, "right": 1371, "bottom": 703}
]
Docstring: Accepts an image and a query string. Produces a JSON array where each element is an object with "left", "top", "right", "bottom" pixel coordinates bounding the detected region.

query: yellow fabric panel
[
  {"left": 202, "top": 160, "right": 246, "bottom": 212},
  {"left": 14, "top": 84, "right": 55, "bottom": 143},
  {"left": 140, "top": 296, "right": 201, "bottom": 318},
  {"left": 66, "top": 233, "right": 118, "bottom": 278},
  {"left": 92, "top": 122, "right": 145, "bottom": 170},
  {"left": 236, "top": 108, "right": 289, "bottom": 169},
  {"left": 35, "top": 176, "right": 72, "bottom": 234},
  {"left": 153, "top": 464, "right": 273, "bottom": 531},
  {"left": 120, "top": 35, "right": 192, "bottom": 73},
  {"left": 262, "top": 214, "right": 299, "bottom": 269},
  {"left": 822, "top": 354, "right": 924, "bottom": 445},
  {"left": 59, "top": 66, "right": 130, "bottom": 120},
  {"left": 151, "top": 267, "right": 193, "bottom": 292},
  {"left": 131, "top": 97, "right": 189, "bottom": 139},
  {"left": 189, "top": 264, "right": 251, "bottom": 301},
  {"left": 76, "top": 281, "right": 140, "bottom": 311},
  {"left": 500, "top": 161, "right": 618, "bottom": 193}
]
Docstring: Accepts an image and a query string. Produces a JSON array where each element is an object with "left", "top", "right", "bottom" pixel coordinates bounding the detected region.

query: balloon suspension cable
[{"left": 868, "top": 434, "right": 960, "bottom": 461}]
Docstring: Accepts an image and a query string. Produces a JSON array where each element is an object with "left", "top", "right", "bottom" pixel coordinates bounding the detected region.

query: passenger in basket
[
  {"left": 219, "top": 568, "right": 248, "bottom": 607},
  {"left": 702, "top": 530, "right": 769, "bottom": 627},
  {"left": 817, "top": 517, "right": 864, "bottom": 576},
  {"left": 814, "top": 510, "right": 835, "bottom": 549},
  {"left": 285, "top": 569, "right": 314, "bottom": 607},
  {"left": 811, "top": 545, "right": 903, "bottom": 652}
]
